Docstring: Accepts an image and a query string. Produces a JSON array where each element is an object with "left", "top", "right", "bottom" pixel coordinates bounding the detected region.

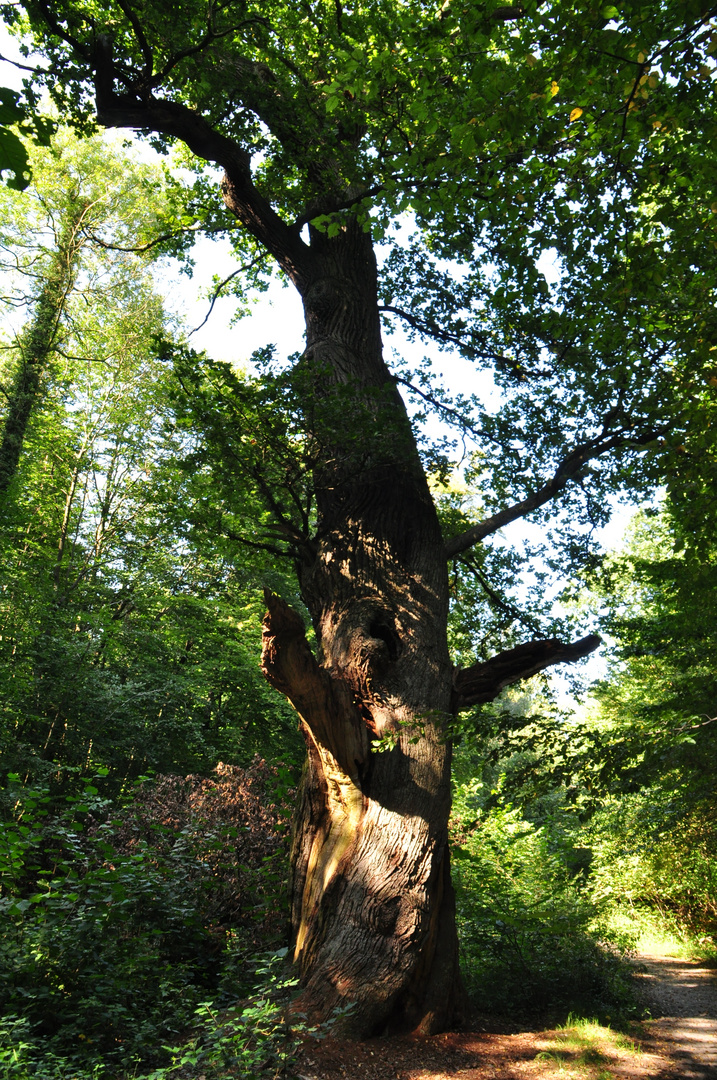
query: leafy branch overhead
[{"left": 8, "top": 0, "right": 716, "bottom": 664}]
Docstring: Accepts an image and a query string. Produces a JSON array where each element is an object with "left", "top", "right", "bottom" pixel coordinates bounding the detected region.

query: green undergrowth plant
[
  {"left": 451, "top": 780, "right": 637, "bottom": 1021},
  {"left": 598, "top": 904, "right": 717, "bottom": 963},
  {"left": 146, "top": 949, "right": 301, "bottom": 1080},
  {"left": 0, "top": 758, "right": 296, "bottom": 1077},
  {"left": 0, "top": 951, "right": 300, "bottom": 1080},
  {"left": 584, "top": 791, "right": 717, "bottom": 960},
  {"left": 533, "top": 1015, "right": 642, "bottom": 1080}
]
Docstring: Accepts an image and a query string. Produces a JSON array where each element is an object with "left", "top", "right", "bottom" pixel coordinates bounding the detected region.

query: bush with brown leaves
[{"left": 109, "top": 755, "right": 297, "bottom": 952}]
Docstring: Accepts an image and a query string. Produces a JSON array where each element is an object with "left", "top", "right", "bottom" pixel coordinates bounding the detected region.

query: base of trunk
[{"left": 288, "top": 722, "right": 464, "bottom": 1039}]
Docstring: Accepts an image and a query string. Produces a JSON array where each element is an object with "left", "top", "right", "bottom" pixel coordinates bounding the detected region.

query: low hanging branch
[{"left": 451, "top": 633, "right": 601, "bottom": 711}]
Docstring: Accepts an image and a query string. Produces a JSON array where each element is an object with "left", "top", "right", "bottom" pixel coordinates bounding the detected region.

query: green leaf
[{"left": 0, "top": 126, "right": 29, "bottom": 189}]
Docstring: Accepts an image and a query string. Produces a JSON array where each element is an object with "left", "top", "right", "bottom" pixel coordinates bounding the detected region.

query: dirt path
[
  {"left": 295, "top": 952, "right": 717, "bottom": 1080},
  {"left": 632, "top": 952, "right": 717, "bottom": 1079}
]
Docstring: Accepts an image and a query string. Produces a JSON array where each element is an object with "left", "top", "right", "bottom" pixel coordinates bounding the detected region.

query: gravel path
[
  {"left": 296, "top": 952, "right": 717, "bottom": 1080},
  {"left": 632, "top": 953, "right": 717, "bottom": 1078}
]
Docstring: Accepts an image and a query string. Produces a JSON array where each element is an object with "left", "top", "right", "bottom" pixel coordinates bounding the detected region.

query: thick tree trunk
[
  {"left": 261, "top": 221, "right": 463, "bottom": 1036},
  {"left": 255, "top": 217, "right": 601, "bottom": 1037}
]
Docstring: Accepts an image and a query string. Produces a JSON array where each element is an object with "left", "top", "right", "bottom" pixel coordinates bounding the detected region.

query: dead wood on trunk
[{"left": 261, "top": 589, "right": 369, "bottom": 777}]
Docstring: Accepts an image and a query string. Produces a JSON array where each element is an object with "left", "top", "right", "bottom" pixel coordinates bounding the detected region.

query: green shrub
[
  {"left": 0, "top": 759, "right": 294, "bottom": 1075},
  {"left": 0, "top": 951, "right": 300, "bottom": 1080},
  {"left": 451, "top": 780, "right": 636, "bottom": 1019},
  {"left": 586, "top": 791, "right": 717, "bottom": 946}
]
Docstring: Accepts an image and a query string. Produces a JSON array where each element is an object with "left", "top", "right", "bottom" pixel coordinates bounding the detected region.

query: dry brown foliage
[{"left": 105, "top": 755, "right": 296, "bottom": 951}]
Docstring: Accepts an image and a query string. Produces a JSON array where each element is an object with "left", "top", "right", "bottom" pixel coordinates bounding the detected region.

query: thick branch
[
  {"left": 492, "top": 5, "right": 527, "bottom": 20},
  {"left": 261, "top": 591, "right": 369, "bottom": 775},
  {"left": 452, "top": 633, "right": 601, "bottom": 711},
  {"left": 92, "top": 35, "right": 309, "bottom": 283},
  {"left": 444, "top": 427, "right": 662, "bottom": 559},
  {"left": 295, "top": 183, "right": 384, "bottom": 231}
]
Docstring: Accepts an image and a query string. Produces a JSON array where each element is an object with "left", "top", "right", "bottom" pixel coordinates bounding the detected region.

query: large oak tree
[{"left": 8, "top": 0, "right": 717, "bottom": 1036}]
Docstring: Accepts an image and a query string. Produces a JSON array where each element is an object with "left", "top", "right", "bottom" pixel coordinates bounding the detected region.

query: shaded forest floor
[{"left": 294, "top": 953, "right": 717, "bottom": 1080}]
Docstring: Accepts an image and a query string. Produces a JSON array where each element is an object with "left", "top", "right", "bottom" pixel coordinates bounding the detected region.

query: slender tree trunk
[
  {"left": 261, "top": 221, "right": 462, "bottom": 1036},
  {"left": 0, "top": 204, "right": 84, "bottom": 498}
]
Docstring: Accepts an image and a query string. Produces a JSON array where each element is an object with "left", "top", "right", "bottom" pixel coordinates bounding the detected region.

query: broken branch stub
[{"left": 260, "top": 589, "right": 370, "bottom": 776}]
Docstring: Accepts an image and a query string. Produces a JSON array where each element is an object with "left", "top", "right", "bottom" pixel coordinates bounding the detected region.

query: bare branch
[
  {"left": 452, "top": 633, "right": 601, "bottom": 711},
  {"left": 188, "top": 252, "right": 268, "bottom": 335},
  {"left": 79, "top": 224, "right": 201, "bottom": 254},
  {"left": 394, "top": 373, "right": 511, "bottom": 452},
  {"left": 221, "top": 526, "right": 292, "bottom": 559},
  {"left": 0, "top": 53, "right": 51, "bottom": 75},
  {"left": 153, "top": 11, "right": 272, "bottom": 87},
  {"left": 444, "top": 426, "right": 664, "bottom": 559},
  {"left": 381, "top": 303, "right": 552, "bottom": 376},
  {"left": 116, "top": 0, "right": 154, "bottom": 79},
  {"left": 456, "top": 553, "right": 542, "bottom": 634},
  {"left": 19, "top": 1, "right": 92, "bottom": 60}
]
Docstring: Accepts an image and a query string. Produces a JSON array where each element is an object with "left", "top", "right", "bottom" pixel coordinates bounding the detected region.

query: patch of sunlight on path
[{"left": 633, "top": 953, "right": 717, "bottom": 1079}]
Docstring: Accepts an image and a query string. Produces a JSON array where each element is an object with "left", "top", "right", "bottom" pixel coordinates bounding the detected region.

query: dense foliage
[
  {"left": 0, "top": 133, "right": 303, "bottom": 792},
  {"left": 581, "top": 507, "right": 717, "bottom": 944},
  {"left": 5, "top": 0, "right": 717, "bottom": 599},
  {"left": 0, "top": 760, "right": 298, "bottom": 1078},
  {"left": 1, "top": 0, "right": 717, "bottom": 1070},
  {"left": 451, "top": 783, "right": 635, "bottom": 1020}
]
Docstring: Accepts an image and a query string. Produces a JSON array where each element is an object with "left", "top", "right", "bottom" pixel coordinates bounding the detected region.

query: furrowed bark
[
  {"left": 255, "top": 219, "right": 603, "bottom": 1036},
  {"left": 261, "top": 589, "right": 462, "bottom": 1037},
  {"left": 261, "top": 589, "right": 369, "bottom": 776},
  {"left": 255, "top": 220, "right": 465, "bottom": 1036}
]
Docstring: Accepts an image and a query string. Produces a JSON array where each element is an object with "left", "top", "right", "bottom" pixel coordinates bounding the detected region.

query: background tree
[
  {"left": 0, "top": 86, "right": 30, "bottom": 189},
  {"left": 0, "top": 131, "right": 301, "bottom": 788},
  {"left": 0, "top": 127, "right": 182, "bottom": 494},
  {"left": 10, "top": 0, "right": 717, "bottom": 1036},
  {"left": 575, "top": 506, "right": 717, "bottom": 937}
]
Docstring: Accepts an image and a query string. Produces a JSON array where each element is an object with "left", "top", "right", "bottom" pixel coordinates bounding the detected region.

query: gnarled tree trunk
[
  {"left": 261, "top": 220, "right": 460, "bottom": 1036},
  {"left": 258, "top": 218, "right": 600, "bottom": 1036}
]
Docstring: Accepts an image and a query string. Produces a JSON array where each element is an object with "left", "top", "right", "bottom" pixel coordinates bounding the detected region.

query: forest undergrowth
[{"left": 1, "top": 748, "right": 714, "bottom": 1080}]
